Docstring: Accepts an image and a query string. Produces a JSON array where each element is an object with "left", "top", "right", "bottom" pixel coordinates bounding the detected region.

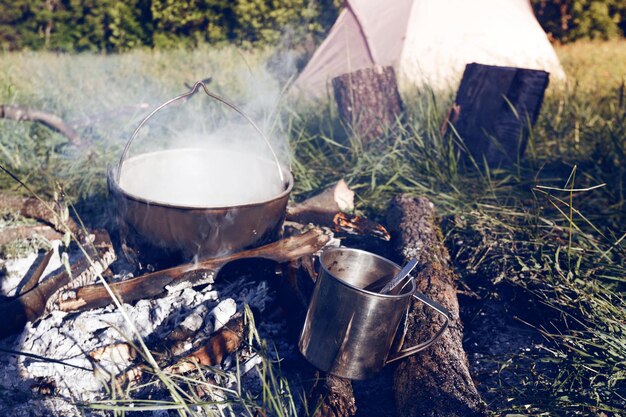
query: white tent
[{"left": 293, "top": 0, "right": 566, "bottom": 96}]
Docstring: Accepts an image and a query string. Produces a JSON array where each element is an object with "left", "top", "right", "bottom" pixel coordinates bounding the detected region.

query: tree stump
[
  {"left": 332, "top": 66, "right": 403, "bottom": 147},
  {"left": 449, "top": 63, "right": 549, "bottom": 168},
  {"left": 386, "top": 195, "right": 487, "bottom": 417}
]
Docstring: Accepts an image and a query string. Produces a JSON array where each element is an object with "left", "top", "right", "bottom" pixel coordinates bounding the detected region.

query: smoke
[{"left": 0, "top": 45, "right": 303, "bottom": 206}]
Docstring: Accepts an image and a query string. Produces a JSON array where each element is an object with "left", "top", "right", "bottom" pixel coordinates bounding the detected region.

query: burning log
[
  {"left": 286, "top": 180, "right": 390, "bottom": 241},
  {"left": 0, "top": 230, "right": 115, "bottom": 339},
  {"left": 115, "top": 314, "right": 245, "bottom": 387},
  {"left": 0, "top": 104, "right": 80, "bottom": 146},
  {"left": 57, "top": 228, "right": 330, "bottom": 313},
  {"left": 165, "top": 314, "right": 245, "bottom": 374},
  {"left": 386, "top": 195, "right": 487, "bottom": 417}
]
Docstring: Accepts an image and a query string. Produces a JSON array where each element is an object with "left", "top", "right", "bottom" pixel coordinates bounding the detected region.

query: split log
[
  {"left": 286, "top": 180, "right": 390, "bottom": 241},
  {"left": 57, "top": 228, "right": 330, "bottom": 313},
  {"left": 287, "top": 180, "right": 355, "bottom": 223},
  {"left": 0, "top": 230, "right": 115, "bottom": 339},
  {"left": 386, "top": 195, "right": 487, "bottom": 417},
  {"left": 0, "top": 104, "right": 80, "bottom": 146},
  {"left": 449, "top": 63, "right": 549, "bottom": 168},
  {"left": 332, "top": 66, "right": 403, "bottom": 147}
]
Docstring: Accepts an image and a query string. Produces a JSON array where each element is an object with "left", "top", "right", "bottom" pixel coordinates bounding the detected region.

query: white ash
[
  {"left": 0, "top": 248, "right": 284, "bottom": 417},
  {"left": 1, "top": 241, "right": 64, "bottom": 297}
]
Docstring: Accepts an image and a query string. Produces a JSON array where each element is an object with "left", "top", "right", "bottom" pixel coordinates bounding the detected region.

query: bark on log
[
  {"left": 0, "top": 104, "right": 80, "bottom": 146},
  {"left": 332, "top": 66, "right": 403, "bottom": 147},
  {"left": 386, "top": 195, "right": 487, "bottom": 417},
  {"left": 450, "top": 63, "right": 549, "bottom": 168}
]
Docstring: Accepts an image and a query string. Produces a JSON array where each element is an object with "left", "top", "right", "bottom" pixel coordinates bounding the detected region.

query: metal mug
[{"left": 298, "top": 247, "right": 451, "bottom": 380}]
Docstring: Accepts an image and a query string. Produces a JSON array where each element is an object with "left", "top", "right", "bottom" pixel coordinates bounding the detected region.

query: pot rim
[{"left": 108, "top": 149, "right": 294, "bottom": 210}]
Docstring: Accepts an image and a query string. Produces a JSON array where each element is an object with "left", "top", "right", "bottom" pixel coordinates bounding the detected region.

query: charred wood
[
  {"left": 115, "top": 314, "right": 245, "bottom": 387},
  {"left": 57, "top": 228, "right": 330, "bottom": 313},
  {"left": 0, "top": 230, "right": 115, "bottom": 339},
  {"left": 449, "top": 63, "right": 549, "bottom": 168},
  {"left": 386, "top": 195, "right": 487, "bottom": 417},
  {"left": 286, "top": 180, "right": 389, "bottom": 241}
]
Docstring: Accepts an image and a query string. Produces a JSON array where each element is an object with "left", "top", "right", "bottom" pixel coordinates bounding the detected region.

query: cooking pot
[{"left": 108, "top": 82, "right": 293, "bottom": 267}]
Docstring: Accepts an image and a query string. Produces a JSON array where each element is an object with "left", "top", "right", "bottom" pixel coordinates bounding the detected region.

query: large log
[
  {"left": 449, "top": 63, "right": 549, "bottom": 168},
  {"left": 332, "top": 66, "right": 403, "bottom": 147},
  {"left": 386, "top": 195, "right": 487, "bottom": 417}
]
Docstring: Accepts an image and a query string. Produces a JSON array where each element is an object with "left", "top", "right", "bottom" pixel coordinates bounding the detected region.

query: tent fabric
[{"left": 294, "top": 0, "right": 566, "bottom": 96}]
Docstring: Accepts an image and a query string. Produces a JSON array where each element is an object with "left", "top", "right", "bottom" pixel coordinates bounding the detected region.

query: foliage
[
  {"left": 533, "top": 0, "right": 626, "bottom": 42},
  {"left": 0, "top": 0, "right": 340, "bottom": 52}
]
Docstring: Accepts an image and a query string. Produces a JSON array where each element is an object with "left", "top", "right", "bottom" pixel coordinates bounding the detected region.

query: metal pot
[{"left": 108, "top": 82, "right": 293, "bottom": 267}]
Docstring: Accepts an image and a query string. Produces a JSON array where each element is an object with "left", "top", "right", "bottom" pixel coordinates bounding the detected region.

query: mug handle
[{"left": 385, "top": 291, "right": 451, "bottom": 364}]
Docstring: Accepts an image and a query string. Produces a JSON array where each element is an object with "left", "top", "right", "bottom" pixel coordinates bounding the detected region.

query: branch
[
  {"left": 57, "top": 228, "right": 330, "bottom": 313},
  {"left": 0, "top": 104, "right": 80, "bottom": 146}
]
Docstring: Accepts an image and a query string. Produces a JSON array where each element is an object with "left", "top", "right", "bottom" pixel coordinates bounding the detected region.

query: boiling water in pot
[{"left": 118, "top": 148, "right": 285, "bottom": 207}]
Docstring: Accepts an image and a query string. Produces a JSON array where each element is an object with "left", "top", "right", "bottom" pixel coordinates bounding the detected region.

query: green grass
[{"left": 0, "top": 40, "right": 625, "bottom": 415}]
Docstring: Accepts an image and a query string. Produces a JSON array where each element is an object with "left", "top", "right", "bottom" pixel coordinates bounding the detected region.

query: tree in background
[
  {"left": 0, "top": 0, "right": 339, "bottom": 52},
  {"left": 532, "top": 0, "right": 626, "bottom": 42}
]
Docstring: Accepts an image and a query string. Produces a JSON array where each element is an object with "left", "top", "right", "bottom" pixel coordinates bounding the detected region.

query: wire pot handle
[{"left": 117, "top": 81, "right": 285, "bottom": 183}]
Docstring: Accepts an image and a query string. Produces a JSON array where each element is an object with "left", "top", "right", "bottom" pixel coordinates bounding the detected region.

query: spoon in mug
[{"left": 379, "top": 258, "right": 418, "bottom": 294}]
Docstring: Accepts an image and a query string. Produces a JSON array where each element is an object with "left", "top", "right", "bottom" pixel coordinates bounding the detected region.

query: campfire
[{"left": 1, "top": 80, "right": 483, "bottom": 417}]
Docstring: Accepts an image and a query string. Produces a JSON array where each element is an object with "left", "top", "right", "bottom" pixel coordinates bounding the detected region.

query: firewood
[
  {"left": 57, "top": 228, "right": 330, "bottom": 313},
  {"left": 449, "top": 63, "right": 549, "bottom": 168},
  {"left": 0, "top": 104, "right": 80, "bottom": 146},
  {"left": 18, "top": 249, "right": 54, "bottom": 296},
  {"left": 115, "top": 314, "right": 245, "bottom": 387},
  {"left": 332, "top": 66, "right": 403, "bottom": 147},
  {"left": 165, "top": 314, "right": 245, "bottom": 373},
  {"left": 386, "top": 195, "right": 487, "bottom": 417},
  {"left": 0, "top": 191, "right": 81, "bottom": 236},
  {"left": 0, "top": 230, "right": 115, "bottom": 338},
  {"left": 286, "top": 180, "right": 390, "bottom": 241},
  {"left": 287, "top": 180, "right": 354, "bottom": 224},
  {"left": 0, "top": 225, "right": 63, "bottom": 246}
]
